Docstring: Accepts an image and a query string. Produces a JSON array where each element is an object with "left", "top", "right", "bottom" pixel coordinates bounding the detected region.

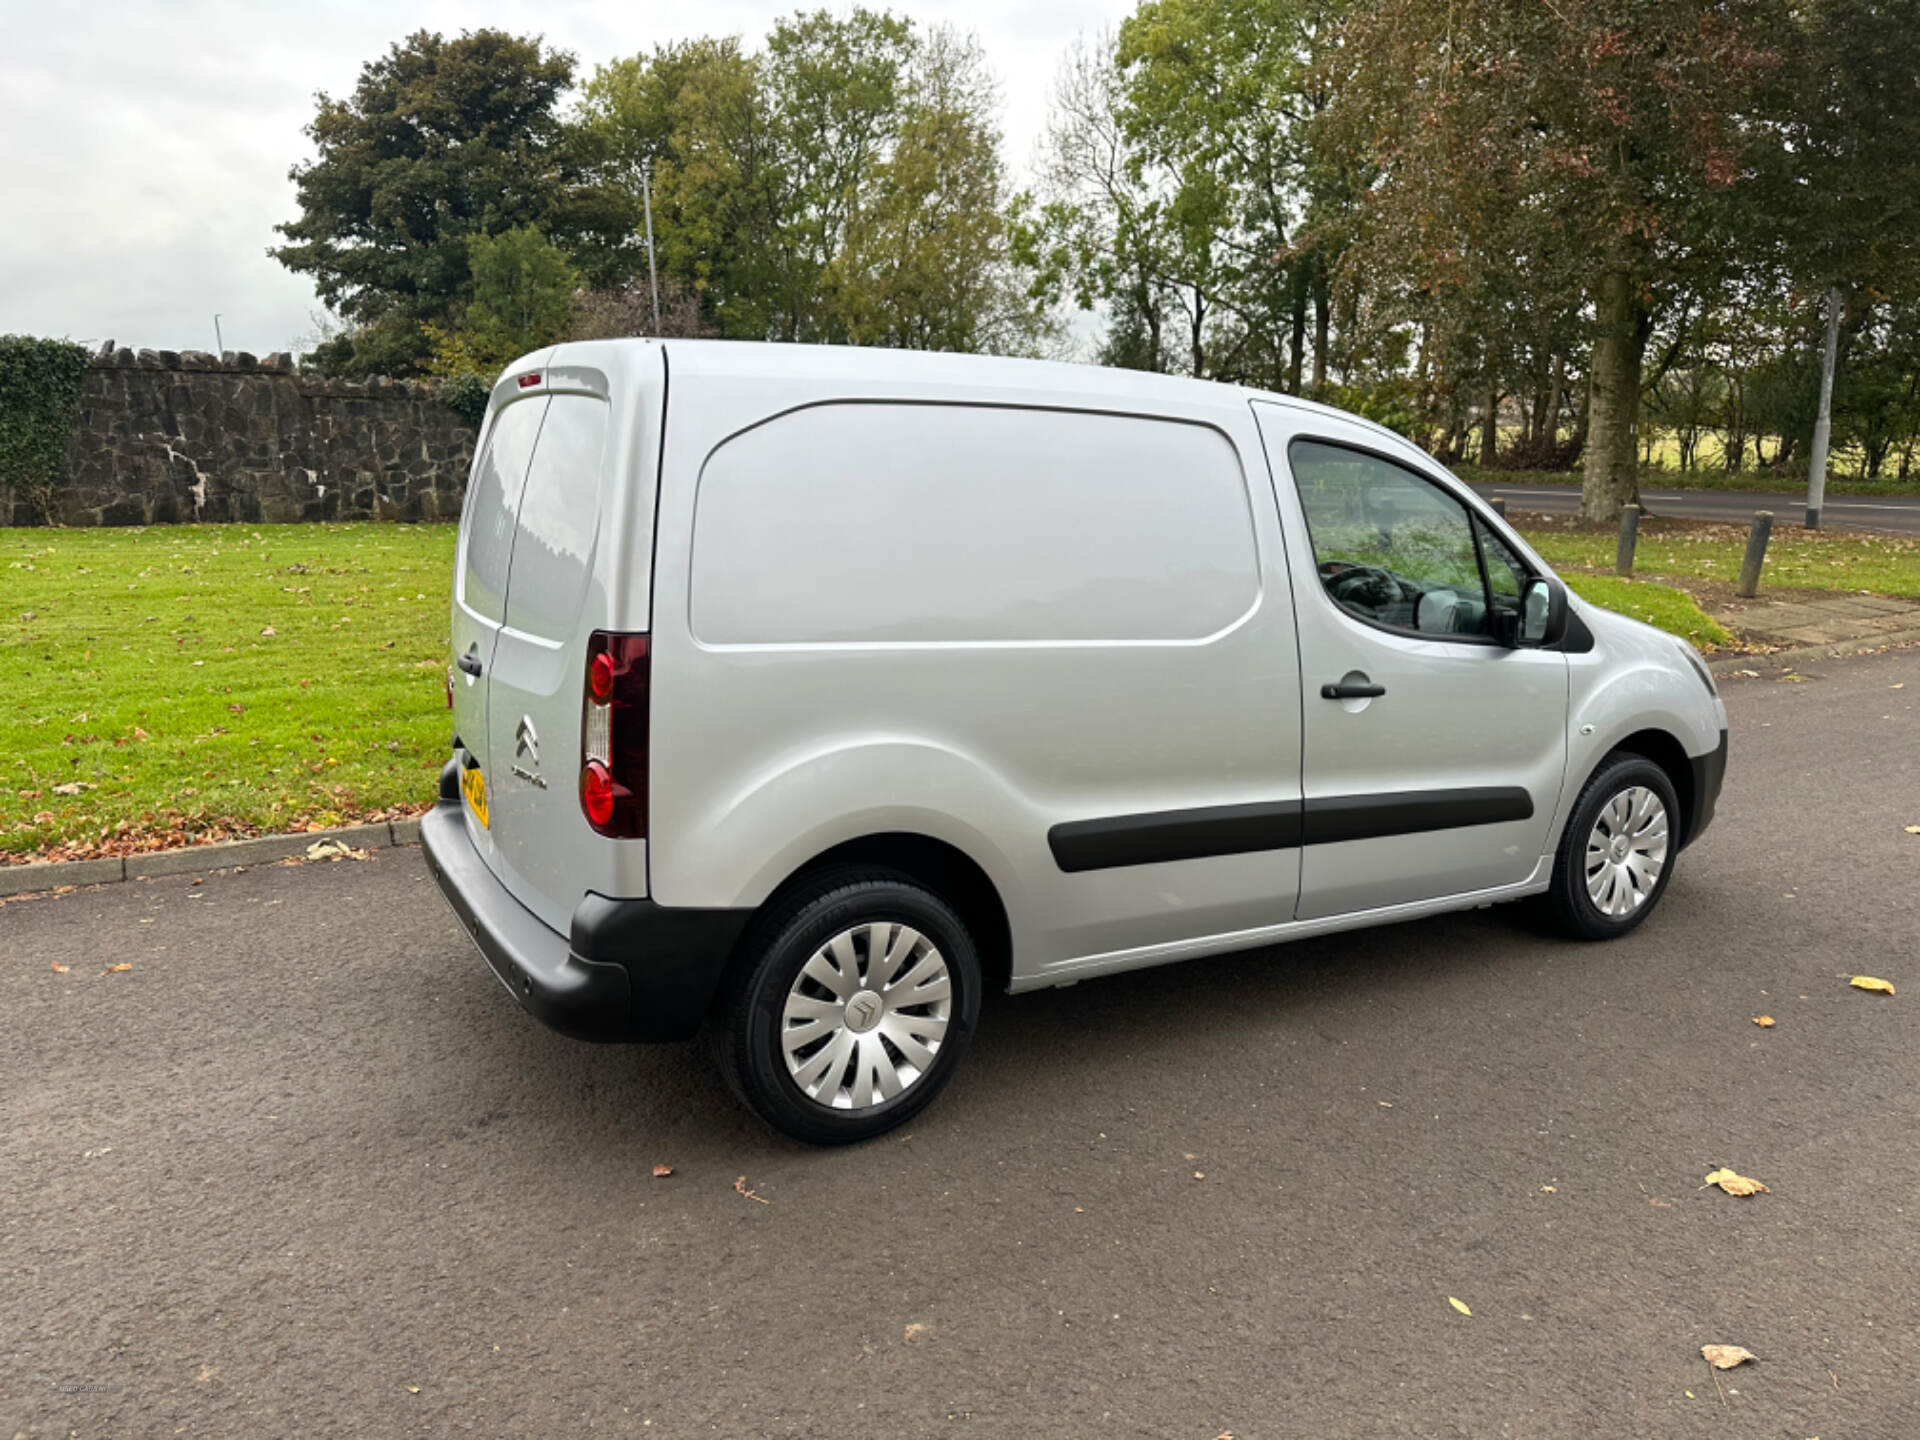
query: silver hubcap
[
  {"left": 1585, "top": 785, "right": 1669, "bottom": 917},
  {"left": 782, "top": 922, "right": 952, "bottom": 1111}
]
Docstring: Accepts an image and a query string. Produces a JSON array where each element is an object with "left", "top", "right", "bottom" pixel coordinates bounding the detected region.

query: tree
[
  {"left": 576, "top": 8, "right": 1042, "bottom": 353},
  {"left": 275, "top": 29, "right": 636, "bottom": 375},
  {"left": 425, "top": 226, "right": 579, "bottom": 375},
  {"left": 576, "top": 37, "right": 783, "bottom": 339},
  {"left": 829, "top": 29, "right": 1051, "bottom": 353},
  {"left": 1328, "top": 1, "right": 1784, "bottom": 518},
  {"left": 1115, "top": 0, "right": 1352, "bottom": 393}
]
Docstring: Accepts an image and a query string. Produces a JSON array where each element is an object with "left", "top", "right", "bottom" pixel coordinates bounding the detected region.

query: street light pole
[
  {"left": 213, "top": 314, "right": 225, "bottom": 358},
  {"left": 640, "top": 160, "right": 661, "bottom": 336},
  {"left": 1805, "top": 287, "right": 1842, "bottom": 530}
]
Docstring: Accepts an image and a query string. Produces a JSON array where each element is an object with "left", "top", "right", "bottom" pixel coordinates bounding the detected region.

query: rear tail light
[{"left": 580, "top": 631, "right": 648, "bottom": 837}]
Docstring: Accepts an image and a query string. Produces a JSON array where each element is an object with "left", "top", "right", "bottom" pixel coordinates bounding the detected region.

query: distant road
[{"left": 1469, "top": 479, "right": 1920, "bottom": 536}]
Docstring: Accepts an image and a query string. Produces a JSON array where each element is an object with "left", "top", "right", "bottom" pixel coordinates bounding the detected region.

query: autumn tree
[
  {"left": 275, "top": 29, "right": 636, "bottom": 375},
  {"left": 1329, "top": 1, "right": 1783, "bottom": 517}
]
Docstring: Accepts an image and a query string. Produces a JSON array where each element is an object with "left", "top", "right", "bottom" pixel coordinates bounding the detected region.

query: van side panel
[
  {"left": 690, "top": 403, "right": 1258, "bottom": 645},
  {"left": 648, "top": 354, "right": 1304, "bottom": 979}
]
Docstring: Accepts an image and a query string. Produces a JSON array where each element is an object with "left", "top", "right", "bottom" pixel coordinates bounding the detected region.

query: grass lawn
[
  {"left": 3, "top": 524, "right": 454, "bottom": 861},
  {"left": 1, "top": 513, "right": 1908, "bottom": 861},
  {"left": 1455, "top": 463, "right": 1920, "bottom": 497},
  {"left": 1560, "top": 575, "right": 1732, "bottom": 649},
  {"left": 1514, "top": 513, "right": 1920, "bottom": 598}
]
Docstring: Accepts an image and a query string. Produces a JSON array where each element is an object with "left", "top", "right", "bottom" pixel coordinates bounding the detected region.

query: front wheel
[
  {"left": 712, "top": 870, "right": 981, "bottom": 1144},
  {"left": 1540, "top": 753, "right": 1680, "bottom": 940}
]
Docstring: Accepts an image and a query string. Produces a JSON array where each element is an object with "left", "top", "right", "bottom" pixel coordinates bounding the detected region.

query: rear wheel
[
  {"left": 713, "top": 870, "right": 981, "bottom": 1144},
  {"left": 1541, "top": 753, "right": 1679, "bottom": 940}
]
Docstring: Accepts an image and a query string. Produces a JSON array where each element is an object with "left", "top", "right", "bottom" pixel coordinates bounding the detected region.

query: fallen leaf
[
  {"left": 1905, "top": 826, "right": 1920, "bottom": 835},
  {"left": 50, "top": 961, "right": 69, "bottom": 973},
  {"left": 408, "top": 1385, "right": 421, "bottom": 1394},
  {"left": 1732, "top": 668, "right": 1760, "bottom": 677},
  {"left": 651, "top": 1163, "right": 674, "bottom": 1178},
  {"left": 51, "top": 781, "right": 93, "bottom": 796},
  {"left": 261, "top": 626, "right": 277, "bottom": 637},
  {"left": 1702, "top": 1344, "right": 1756, "bottom": 1369},
  {"left": 1194, "top": 1171, "right": 1206, "bottom": 1180},
  {"left": 1448, "top": 1296, "right": 1472, "bottom": 1316},
  {"left": 304, "top": 839, "right": 370, "bottom": 862},
  {"left": 734, "top": 1175, "right": 769, "bottom": 1204},
  {"left": 1752, "top": 1015, "right": 1775, "bottom": 1027},
  {"left": 1850, "top": 975, "right": 1896, "bottom": 995},
  {"left": 104, "top": 963, "right": 133, "bottom": 974},
  {"left": 1702, "top": 1167, "right": 1769, "bottom": 1196},
  {"left": 903, "top": 1322, "right": 932, "bottom": 1343},
  {"left": 1541, "top": 1185, "right": 1557, "bottom": 1193}
]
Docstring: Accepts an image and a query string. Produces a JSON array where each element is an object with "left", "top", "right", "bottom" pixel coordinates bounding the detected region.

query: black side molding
[
  {"left": 1300, "top": 787, "right": 1533, "bottom": 846},
  {"left": 1050, "top": 800, "right": 1303, "bottom": 874},
  {"left": 1048, "top": 787, "right": 1535, "bottom": 873}
]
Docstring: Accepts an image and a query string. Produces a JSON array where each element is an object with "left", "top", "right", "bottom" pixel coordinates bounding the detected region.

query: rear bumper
[
  {"left": 420, "top": 796, "right": 750, "bottom": 1043},
  {"left": 1684, "top": 727, "right": 1729, "bottom": 849}
]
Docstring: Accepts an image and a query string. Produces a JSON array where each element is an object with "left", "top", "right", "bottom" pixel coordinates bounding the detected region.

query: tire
[
  {"left": 712, "top": 869, "right": 981, "bottom": 1145},
  {"left": 1540, "top": 752, "right": 1681, "bottom": 941}
]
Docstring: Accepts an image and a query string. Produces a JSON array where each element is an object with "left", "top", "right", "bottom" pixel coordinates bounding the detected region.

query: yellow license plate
[{"left": 461, "top": 764, "right": 490, "bottom": 828}]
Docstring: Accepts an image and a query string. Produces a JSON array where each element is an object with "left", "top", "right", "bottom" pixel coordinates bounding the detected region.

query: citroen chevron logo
[{"left": 514, "top": 716, "right": 538, "bottom": 764}]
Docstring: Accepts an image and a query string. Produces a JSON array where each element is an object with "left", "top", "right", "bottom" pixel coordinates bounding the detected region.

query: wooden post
[
  {"left": 1490, "top": 496, "right": 1507, "bottom": 518},
  {"left": 1737, "top": 512, "right": 1773, "bottom": 598},
  {"left": 1615, "top": 503, "right": 1640, "bottom": 577}
]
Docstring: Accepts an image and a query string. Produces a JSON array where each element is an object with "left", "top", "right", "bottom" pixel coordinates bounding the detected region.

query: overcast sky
[{"left": 0, "top": 0, "right": 1130, "bottom": 356}]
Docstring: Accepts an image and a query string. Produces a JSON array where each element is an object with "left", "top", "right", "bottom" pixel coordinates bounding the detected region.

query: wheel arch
[
  {"left": 1603, "top": 728, "right": 1696, "bottom": 846},
  {"left": 756, "top": 832, "right": 1015, "bottom": 997}
]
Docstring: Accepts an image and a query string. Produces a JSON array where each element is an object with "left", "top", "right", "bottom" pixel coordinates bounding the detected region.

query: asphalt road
[
  {"left": 5, "top": 648, "right": 1918, "bottom": 1438},
  {"left": 1469, "top": 479, "right": 1920, "bottom": 534}
]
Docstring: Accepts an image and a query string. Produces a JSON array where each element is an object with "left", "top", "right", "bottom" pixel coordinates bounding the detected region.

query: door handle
[
  {"left": 456, "top": 649, "right": 483, "bottom": 677},
  {"left": 1321, "top": 679, "right": 1385, "bottom": 700}
]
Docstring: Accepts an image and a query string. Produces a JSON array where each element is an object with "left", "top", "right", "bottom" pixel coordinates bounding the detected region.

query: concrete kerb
[
  {"left": 0, "top": 818, "right": 423, "bottom": 900},
  {"left": 1708, "top": 626, "right": 1920, "bottom": 676}
]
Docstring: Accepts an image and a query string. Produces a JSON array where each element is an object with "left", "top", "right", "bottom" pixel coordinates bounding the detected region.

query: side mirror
[{"left": 1516, "top": 575, "right": 1569, "bottom": 647}]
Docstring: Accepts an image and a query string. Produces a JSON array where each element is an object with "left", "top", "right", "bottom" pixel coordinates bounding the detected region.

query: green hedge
[
  {"left": 0, "top": 335, "right": 91, "bottom": 522},
  {"left": 439, "top": 371, "right": 491, "bottom": 429}
]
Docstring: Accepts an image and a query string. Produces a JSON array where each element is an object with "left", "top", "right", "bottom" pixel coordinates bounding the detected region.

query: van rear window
[
  {"left": 690, "top": 403, "right": 1259, "bottom": 645},
  {"left": 503, "top": 396, "right": 610, "bottom": 637},
  {"left": 458, "top": 397, "right": 547, "bottom": 624}
]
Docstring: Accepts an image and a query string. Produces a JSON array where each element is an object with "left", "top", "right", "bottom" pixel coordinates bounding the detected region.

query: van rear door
[
  {"left": 483, "top": 380, "right": 621, "bottom": 931},
  {"left": 450, "top": 391, "right": 549, "bottom": 865}
]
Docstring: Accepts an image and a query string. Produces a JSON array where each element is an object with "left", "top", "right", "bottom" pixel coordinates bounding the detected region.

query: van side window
[
  {"left": 692, "top": 403, "right": 1259, "bottom": 645},
  {"left": 503, "top": 396, "right": 610, "bottom": 637},
  {"left": 459, "top": 397, "right": 547, "bottom": 623},
  {"left": 1288, "top": 440, "right": 1490, "bottom": 638}
]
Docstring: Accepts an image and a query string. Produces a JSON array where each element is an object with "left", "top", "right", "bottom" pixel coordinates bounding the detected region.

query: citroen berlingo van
[{"left": 422, "top": 340, "right": 1729, "bottom": 1144}]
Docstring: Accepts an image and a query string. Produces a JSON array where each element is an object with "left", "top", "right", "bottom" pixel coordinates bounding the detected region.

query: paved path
[
  {"left": 5, "top": 650, "right": 1919, "bottom": 1437},
  {"left": 1470, "top": 479, "right": 1920, "bottom": 534}
]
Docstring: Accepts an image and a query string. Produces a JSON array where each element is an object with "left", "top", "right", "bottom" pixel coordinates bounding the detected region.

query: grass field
[
  {"left": 1514, "top": 513, "right": 1920, "bottom": 598},
  {"left": 0, "top": 515, "right": 1905, "bottom": 861},
  {"left": 3, "top": 524, "right": 454, "bottom": 860},
  {"left": 1455, "top": 463, "right": 1920, "bottom": 497},
  {"left": 1560, "top": 575, "right": 1732, "bottom": 648}
]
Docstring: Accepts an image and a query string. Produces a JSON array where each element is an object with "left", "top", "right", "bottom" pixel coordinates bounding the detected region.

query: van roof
[{"left": 530, "top": 337, "right": 1430, "bottom": 469}]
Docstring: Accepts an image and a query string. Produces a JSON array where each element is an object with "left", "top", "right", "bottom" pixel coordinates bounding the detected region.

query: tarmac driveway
[{"left": 4, "top": 647, "right": 1917, "bottom": 1437}]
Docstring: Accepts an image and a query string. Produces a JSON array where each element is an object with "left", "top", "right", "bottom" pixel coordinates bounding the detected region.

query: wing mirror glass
[{"left": 1517, "top": 575, "right": 1569, "bottom": 647}]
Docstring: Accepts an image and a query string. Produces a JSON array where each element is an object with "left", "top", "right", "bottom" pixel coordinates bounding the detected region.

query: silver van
[{"left": 422, "top": 340, "right": 1728, "bottom": 1143}]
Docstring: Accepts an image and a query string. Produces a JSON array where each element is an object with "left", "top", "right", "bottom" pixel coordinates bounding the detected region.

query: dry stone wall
[{"left": 10, "top": 343, "right": 477, "bottom": 526}]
